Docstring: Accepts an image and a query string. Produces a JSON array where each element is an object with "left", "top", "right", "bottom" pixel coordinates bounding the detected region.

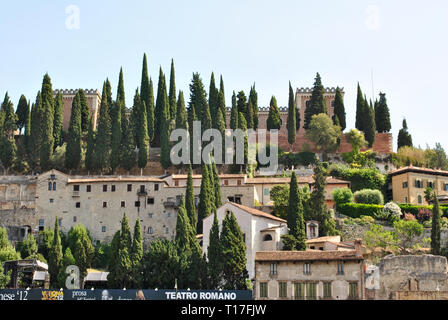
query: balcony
[{"left": 137, "top": 190, "right": 148, "bottom": 197}]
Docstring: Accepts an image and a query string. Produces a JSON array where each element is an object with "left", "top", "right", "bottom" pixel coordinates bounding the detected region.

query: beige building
[
  {"left": 202, "top": 202, "right": 288, "bottom": 280},
  {"left": 390, "top": 166, "right": 448, "bottom": 205},
  {"left": 53, "top": 89, "right": 101, "bottom": 131},
  {"left": 306, "top": 235, "right": 356, "bottom": 252},
  {"left": 254, "top": 243, "right": 364, "bottom": 300}
]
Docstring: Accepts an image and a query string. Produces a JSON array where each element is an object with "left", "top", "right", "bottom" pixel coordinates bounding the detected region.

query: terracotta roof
[
  {"left": 255, "top": 250, "right": 363, "bottom": 262},
  {"left": 171, "top": 174, "right": 246, "bottom": 179},
  {"left": 389, "top": 166, "right": 448, "bottom": 177},
  {"left": 67, "top": 177, "right": 167, "bottom": 184},
  {"left": 306, "top": 236, "right": 341, "bottom": 244},
  {"left": 227, "top": 202, "right": 286, "bottom": 223},
  {"left": 260, "top": 226, "right": 283, "bottom": 232},
  {"left": 246, "top": 177, "right": 349, "bottom": 185}
]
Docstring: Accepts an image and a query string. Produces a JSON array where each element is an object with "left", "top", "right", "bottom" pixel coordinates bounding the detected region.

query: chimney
[{"left": 354, "top": 239, "right": 363, "bottom": 257}]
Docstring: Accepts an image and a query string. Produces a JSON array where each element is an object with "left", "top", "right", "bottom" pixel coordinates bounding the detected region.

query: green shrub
[
  {"left": 360, "top": 215, "right": 375, "bottom": 224},
  {"left": 398, "top": 204, "right": 448, "bottom": 218},
  {"left": 337, "top": 203, "right": 384, "bottom": 219},
  {"left": 333, "top": 188, "right": 353, "bottom": 208},
  {"left": 383, "top": 202, "right": 402, "bottom": 222},
  {"left": 353, "top": 189, "right": 384, "bottom": 205},
  {"left": 328, "top": 164, "right": 387, "bottom": 193}
]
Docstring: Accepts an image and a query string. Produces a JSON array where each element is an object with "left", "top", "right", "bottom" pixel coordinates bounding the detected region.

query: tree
[
  {"left": 142, "top": 240, "right": 179, "bottom": 289},
  {"left": 375, "top": 93, "right": 391, "bottom": 133},
  {"left": 216, "top": 92, "right": 227, "bottom": 140},
  {"left": 131, "top": 219, "right": 143, "bottom": 288},
  {"left": 267, "top": 96, "right": 281, "bottom": 130},
  {"left": 287, "top": 82, "right": 297, "bottom": 148},
  {"left": 283, "top": 172, "right": 306, "bottom": 251},
  {"left": 211, "top": 161, "right": 222, "bottom": 208},
  {"left": 40, "top": 88, "right": 54, "bottom": 170},
  {"left": 29, "top": 93, "right": 43, "bottom": 169},
  {"left": 363, "top": 99, "right": 376, "bottom": 147},
  {"left": 185, "top": 165, "right": 197, "bottom": 228},
  {"left": 304, "top": 73, "right": 327, "bottom": 130},
  {"left": 110, "top": 101, "right": 122, "bottom": 173},
  {"left": 346, "top": 129, "right": 367, "bottom": 154},
  {"left": 117, "top": 67, "right": 126, "bottom": 106},
  {"left": 393, "top": 220, "right": 425, "bottom": 254},
  {"left": 155, "top": 67, "right": 170, "bottom": 146},
  {"left": 79, "top": 89, "right": 90, "bottom": 134},
  {"left": 197, "top": 165, "right": 213, "bottom": 234},
  {"left": 271, "top": 185, "right": 290, "bottom": 219},
  {"left": 18, "top": 234, "right": 38, "bottom": 259},
  {"left": 355, "top": 83, "right": 365, "bottom": 131},
  {"left": 65, "top": 91, "right": 82, "bottom": 170},
  {"left": 48, "top": 218, "right": 63, "bottom": 288},
  {"left": 397, "top": 118, "right": 413, "bottom": 149},
  {"left": 132, "top": 90, "right": 149, "bottom": 170},
  {"left": 53, "top": 93, "right": 64, "bottom": 149},
  {"left": 220, "top": 211, "right": 249, "bottom": 290},
  {"left": 333, "top": 87, "right": 346, "bottom": 131},
  {"left": 85, "top": 116, "right": 96, "bottom": 172},
  {"left": 249, "top": 84, "right": 258, "bottom": 130},
  {"left": 431, "top": 194, "right": 442, "bottom": 255},
  {"left": 68, "top": 225, "right": 94, "bottom": 288},
  {"left": 169, "top": 59, "right": 177, "bottom": 121},
  {"left": 219, "top": 76, "right": 227, "bottom": 125},
  {"left": 207, "top": 211, "right": 222, "bottom": 289},
  {"left": 106, "top": 231, "right": 121, "bottom": 288},
  {"left": 237, "top": 91, "right": 252, "bottom": 129},
  {"left": 426, "top": 143, "right": 448, "bottom": 170},
  {"left": 147, "top": 78, "right": 155, "bottom": 144},
  {"left": 121, "top": 116, "right": 137, "bottom": 171},
  {"left": 15, "top": 94, "right": 29, "bottom": 133},
  {"left": 230, "top": 91, "right": 239, "bottom": 130},
  {"left": 176, "top": 196, "right": 192, "bottom": 254},
  {"left": 306, "top": 113, "right": 341, "bottom": 155},
  {"left": 176, "top": 91, "right": 188, "bottom": 130},
  {"left": 209, "top": 72, "right": 219, "bottom": 129},
  {"left": 311, "top": 160, "right": 339, "bottom": 236},
  {"left": 95, "top": 83, "right": 112, "bottom": 172}
]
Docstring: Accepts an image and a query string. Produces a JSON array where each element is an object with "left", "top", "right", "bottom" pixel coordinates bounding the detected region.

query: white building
[{"left": 202, "top": 202, "right": 288, "bottom": 280}]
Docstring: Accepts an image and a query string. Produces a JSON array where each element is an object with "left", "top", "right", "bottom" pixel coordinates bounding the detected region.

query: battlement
[
  {"left": 53, "top": 89, "right": 100, "bottom": 96},
  {"left": 296, "top": 87, "right": 344, "bottom": 94}
]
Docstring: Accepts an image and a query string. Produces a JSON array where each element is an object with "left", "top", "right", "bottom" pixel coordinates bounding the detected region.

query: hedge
[
  {"left": 398, "top": 204, "right": 448, "bottom": 218},
  {"left": 337, "top": 203, "right": 384, "bottom": 219}
]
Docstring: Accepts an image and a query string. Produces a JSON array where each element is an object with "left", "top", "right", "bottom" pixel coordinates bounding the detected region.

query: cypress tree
[
  {"left": 237, "top": 91, "right": 252, "bottom": 129},
  {"left": 230, "top": 91, "right": 239, "bottom": 130},
  {"left": 219, "top": 76, "right": 227, "bottom": 126},
  {"left": 176, "top": 196, "right": 192, "bottom": 254},
  {"left": 189, "top": 73, "right": 211, "bottom": 132},
  {"left": 249, "top": 84, "right": 258, "bottom": 130},
  {"left": 175, "top": 91, "right": 188, "bottom": 130},
  {"left": 85, "top": 116, "right": 96, "bottom": 172},
  {"left": 0, "top": 135, "right": 16, "bottom": 172},
  {"left": 115, "top": 213, "right": 132, "bottom": 288},
  {"left": 375, "top": 92, "right": 391, "bottom": 133},
  {"left": 216, "top": 91, "right": 227, "bottom": 155},
  {"left": 53, "top": 93, "right": 64, "bottom": 149},
  {"left": 95, "top": 83, "right": 112, "bottom": 172},
  {"left": 431, "top": 194, "right": 442, "bottom": 255},
  {"left": 207, "top": 211, "right": 222, "bottom": 289},
  {"left": 197, "top": 165, "right": 212, "bottom": 234},
  {"left": 185, "top": 165, "right": 197, "bottom": 228},
  {"left": 138, "top": 99, "right": 149, "bottom": 169},
  {"left": 48, "top": 218, "right": 63, "bottom": 288},
  {"left": 333, "top": 87, "right": 346, "bottom": 131},
  {"left": 397, "top": 119, "right": 413, "bottom": 149},
  {"left": 304, "top": 73, "right": 326, "bottom": 130},
  {"left": 41, "top": 73, "right": 55, "bottom": 113},
  {"left": 209, "top": 72, "right": 219, "bottom": 128},
  {"left": 131, "top": 219, "right": 143, "bottom": 288},
  {"left": 355, "top": 83, "right": 365, "bottom": 131},
  {"left": 40, "top": 92, "right": 54, "bottom": 171},
  {"left": 69, "top": 225, "right": 94, "bottom": 288},
  {"left": 285, "top": 172, "right": 306, "bottom": 250},
  {"left": 140, "top": 54, "right": 150, "bottom": 108},
  {"left": 147, "top": 78, "right": 155, "bottom": 144},
  {"left": 15, "top": 94, "right": 29, "bottom": 133},
  {"left": 65, "top": 92, "right": 82, "bottom": 170},
  {"left": 211, "top": 161, "right": 222, "bottom": 208},
  {"left": 107, "top": 230, "right": 121, "bottom": 288},
  {"left": 287, "top": 81, "right": 296, "bottom": 148},
  {"left": 267, "top": 96, "right": 281, "bottom": 130},
  {"left": 110, "top": 99, "right": 122, "bottom": 172},
  {"left": 155, "top": 67, "right": 170, "bottom": 146},
  {"left": 220, "top": 211, "right": 248, "bottom": 290},
  {"left": 169, "top": 59, "right": 177, "bottom": 121},
  {"left": 121, "top": 116, "right": 137, "bottom": 171},
  {"left": 30, "top": 93, "right": 43, "bottom": 169},
  {"left": 24, "top": 100, "right": 31, "bottom": 160},
  {"left": 364, "top": 98, "right": 376, "bottom": 147},
  {"left": 78, "top": 89, "right": 90, "bottom": 134},
  {"left": 117, "top": 67, "right": 126, "bottom": 106},
  {"left": 0, "top": 93, "right": 18, "bottom": 171}
]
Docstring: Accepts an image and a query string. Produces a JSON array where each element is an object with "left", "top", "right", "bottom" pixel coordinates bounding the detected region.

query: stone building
[
  {"left": 202, "top": 202, "right": 288, "bottom": 280},
  {"left": 390, "top": 166, "right": 448, "bottom": 205},
  {"left": 254, "top": 241, "right": 365, "bottom": 300},
  {"left": 53, "top": 89, "right": 101, "bottom": 131}
]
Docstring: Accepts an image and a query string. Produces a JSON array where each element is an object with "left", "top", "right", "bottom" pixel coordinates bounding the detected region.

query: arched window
[
  {"left": 418, "top": 195, "right": 423, "bottom": 204},
  {"left": 53, "top": 182, "right": 56, "bottom": 191},
  {"left": 48, "top": 182, "right": 52, "bottom": 191},
  {"left": 263, "top": 234, "right": 273, "bottom": 241}
]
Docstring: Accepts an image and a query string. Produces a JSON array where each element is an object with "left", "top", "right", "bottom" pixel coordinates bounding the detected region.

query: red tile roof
[
  {"left": 390, "top": 166, "right": 448, "bottom": 177},
  {"left": 227, "top": 202, "right": 286, "bottom": 223},
  {"left": 255, "top": 250, "right": 363, "bottom": 262}
]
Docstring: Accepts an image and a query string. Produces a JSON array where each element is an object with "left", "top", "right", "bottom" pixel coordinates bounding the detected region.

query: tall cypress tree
[
  {"left": 41, "top": 73, "right": 55, "bottom": 113},
  {"left": 207, "top": 211, "right": 222, "bottom": 289},
  {"left": 107, "top": 230, "right": 121, "bottom": 288},
  {"left": 397, "top": 118, "right": 413, "bottom": 149},
  {"left": 117, "top": 67, "right": 126, "bottom": 106},
  {"left": 131, "top": 219, "right": 143, "bottom": 288},
  {"left": 110, "top": 99, "right": 122, "bottom": 172},
  {"left": 197, "top": 165, "right": 212, "bottom": 234},
  {"left": 30, "top": 93, "right": 43, "bottom": 169},
  {"left": 65, "top": 92, "right": 82, "bottom": 170},
  {"left": 115, "top": 213, "right": 133, "bottom": 288},
  {"left": 219, "top": 76, "right": 227, "bottom": 126},
  {"left": 304, "top": 73, "right": 326, "bottom": 130},
  {"left": 85, "top": 116, "right": 96, "bottom": 172},
  {"left": 0, "top": 93, "right": 17, "bottom": 171},
  {"left": 237, "top": 91, "right": 252, "bottom": 129},
  {"left": 147, "top": 78, "right": 155, "bottom": 144},
  {"left": 355, "top": 83, "right": 365, "bottom": 131},
  {"left": 364, "top": 97, "right": 376, "bottom": 147},
  {"left": 333, "top": 87, "right": 346, "bottom": 131},
  {"left": 176, "top": 91, "right": 188, "bottom": 130},
  {"left": 431, "top": 194, "right": 442, "bottom": 255},
  {"left": 211, "top": 161, "right": 222, "bottom": 208},
  {"left": 40, "top": 75, "right": 55, "bottom": 170},
  {"left": 189, "top": 73, "right": 211, "bottom": 132},
  {"left": 285, "top": 172, "right": 306, "bottom": 250},
  {"left": 95, "top": 83, "right": 112, "bottom": 172},
  {"left": 267, "top": 96, "right": 281, "bottom": 130},
  {"left": 249, "top": 84, "right": 258, "bottom": 130},
  {"left": 169, "top": 59, "right": 177, "bottom": 121},
  {"left": 48, "top": 218, "right": 63, "bottom": 288},
  {"left": 209, "top": 72, "right": 219, "bottom": 128},
  {"left": 121, "top": 115, "right": 137, "bottom": 172},
  {"left": 185, "top": 165, "right": 197, "bottom": 228},
  {"left": 53, "top": 93, "right": 64, "bottom": 149},
  {"left": 287, "top": 81, "right": 297, "bottom": 148},
  {"left": 78, "top": 89, "right": 90, "bottom": 134},
  {"left": 155, "top": 67, "right": 170, "bottom": 146},
  {"left": 24, "top": 100, "right": 31, "bottom": 161},
  {"left": 15, "top": 94, "right": 29, "bottom": 133},
  {"left": 137, "top": 99, "right": 149, "bottom": 169},
  {"left": 230, "top": 91, "right": 239, "bottom": 130},
  {"left": 375, "top": 92, "right": 391, "bottom": 133}
]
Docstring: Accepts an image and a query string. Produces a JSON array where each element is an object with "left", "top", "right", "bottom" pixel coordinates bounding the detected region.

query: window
[
  {"left": 127, "top": 184, "right": 132, "bottom": 192},
  {"left": 48, "top": 182, "right": 52, "bottom": 191},
  {"left": 73, "top": 185, "right": 80, "bottom": 192},
  {"left": 165, "top": 227, "right": 169, "bottom": 234},
  {"left": 224, "top": 180, "right": 229, "bottom": 186},
  {"left": 405, "top": 197, "right": 408, "bottom": 203},
  {"left": 103, "top": 202, "right": 107, "bottom": 208},
  {"left": 415, "top": 180, "right": 423, "bottom": 188},
  {"left": 337, "top": 263, "right": 344, "bottom": 275},
  {"left": 264, "top": 234, "right": 273, "bottom": 241},
  {"left": 418, "top": 195, "right": 423, "bottom": 204},
  {"left": 148, "top": 227, "right": 153, "bottom": 234},
  {"left": 121, "top": 201, "right": 126, "bottom": 208},
  {"left": 264, "top": 188, "right": 269, "bottom": 196},
  {"left": 235, "top": 196, "right": 242, "bottom": 204},
  {"left": 53, "top": 182, "right": 56, "bottom": 191},
  {"left": 155, "top": 184, "right": 159, "bottom": 191},
  {"left": 323, "top": 282, "right": 332, "bottom": 299},
  {"left": 58, "top": 219, "right": 62, "bottom": 226},
  {"left": 279, "top": 282, "right": 287, "bottom": 298},
  {"left": 174, "top": 180, "right": 179, "bottom": 187},
  {"left": 428, "top": 181, "right": 434, "bottom": 189},
  {"left": 111, "top": 185, "right": 116, "bottom": 192},
  {"left": 349, "top": 282, "right": 358, "bottom": 299},
  {"left": 49, "top": 199, "right": 54, "bottom": 204},
  {"left": 259, "top": 283, "right": 268, "bottom": 298},
  {"left": 168, "top": 212, "right": 171, "bottom": 218},
  {"left": 73, "top": 216, "right": 77, "bottom": 223},
  {"left": 147, "top": 197, "right": 154, "bottom": 205},
  {"left": 270, "top": 263, "right": 277, "bottom": 275},
  {"left": 135, "top": 201, "right": 140, "bottom": 207},
  {"left": 140, "top": 185, "right": 146, "bottom": 193},
  {"left": 39, "top": 219, "right": 44, "bottom": 226},
  {"left": 148, "top": 213, "right": 153, "bottom": 218},
  {"left": 76, "top": 202, "right": 81, "bottom": 208},
  {"left": 242, "top": 233, "right": 246, "bottom": 243},
  {"left": 444, "top": 184, "right": 448, "bottom": 191},
  {"left": 294, "top": 283, "right": 305, "bottom": 300},
  {"left": 86, "top": 185, "right": 91, "bottom": 192},
  {"left": 102, "top": 226, "right": 107, "bottom": 233},
  {"left": 304, "top": 263, "right": 311, "bottom": 275},
  {"left": 237, "top": 180, "right": 242, "bottom": 186},
  {"left": 306, "top": 283, "right": 317, "bottom": 300},
  {"left": 103, "top": 185, "right": 108, "bottom": 192},
  {"left": 50, "top": 174, "right": 56, "bottom": 180},
  {"left": 402, "top": 182, "right": 408, "bottom": 189}
]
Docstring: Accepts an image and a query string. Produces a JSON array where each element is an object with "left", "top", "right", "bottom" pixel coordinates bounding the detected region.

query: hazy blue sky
[{"left": 1, "top": 0, "right": 447, "bottom": 152}]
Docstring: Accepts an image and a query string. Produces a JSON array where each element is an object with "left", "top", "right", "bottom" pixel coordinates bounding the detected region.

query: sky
[{"left": 1, "top": 0, "right": 447, "bottom": 152}]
